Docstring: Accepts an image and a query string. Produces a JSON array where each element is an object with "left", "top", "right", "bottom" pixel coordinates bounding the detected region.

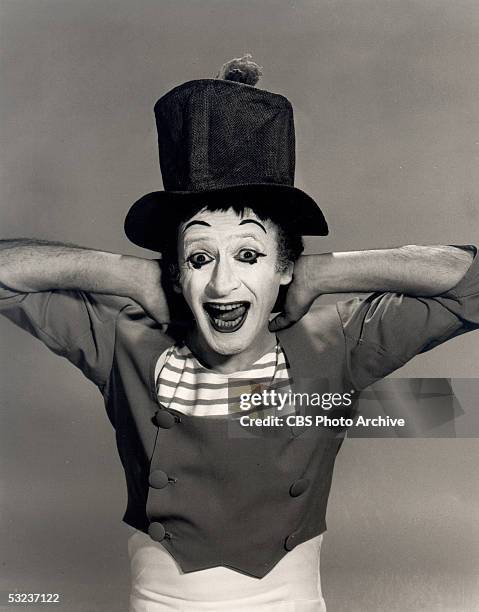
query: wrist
[
  {"left": 295, "top": 252, "right": 370, "bottom": 296},
  {"left": 296, "top": 253, "right": 340, "bottom": 298},
  {"left": 117, "top": 255, "right": 157, "bottom": 304},
  {"left": 132, "top": 258, "right": 163, "bottom": 310},
  {"left": 293, "top": 255, "right": 323, "bottom": 301}
]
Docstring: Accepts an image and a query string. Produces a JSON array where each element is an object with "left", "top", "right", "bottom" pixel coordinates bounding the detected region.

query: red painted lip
[{"left": 203, "top": 301, "right": 250, "bottom": 333}]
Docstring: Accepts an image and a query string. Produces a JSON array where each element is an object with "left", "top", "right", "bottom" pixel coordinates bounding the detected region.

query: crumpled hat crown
[{"left": 155, "top": 78, "right": 295, "bottom": 192}]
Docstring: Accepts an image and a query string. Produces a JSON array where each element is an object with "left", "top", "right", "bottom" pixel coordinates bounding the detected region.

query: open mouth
[{"left": 203, "top": 301, "right": 250, "bottom": 333}]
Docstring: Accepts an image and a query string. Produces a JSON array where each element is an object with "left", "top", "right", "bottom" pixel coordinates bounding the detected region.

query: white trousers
[{"left": 128, "top": 529, "right": 327, "bottom": 612}]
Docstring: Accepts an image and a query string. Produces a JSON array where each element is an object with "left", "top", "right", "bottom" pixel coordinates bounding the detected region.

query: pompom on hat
[{"left": 125, "top": 55, "right": 328, "bottom": 251}]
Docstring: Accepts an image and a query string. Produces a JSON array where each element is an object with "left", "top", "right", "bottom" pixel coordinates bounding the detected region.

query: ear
[
  {"left": 168, "top": 263, "right": 183, "bottom": 294},
  {"left": 279, "top": 261, "right": 294, "bottom": 286}
]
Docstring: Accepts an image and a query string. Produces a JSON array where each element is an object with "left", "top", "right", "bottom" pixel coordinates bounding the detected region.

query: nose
[{"left": 205, "top": 256, "right": 241, "bottom": 298}]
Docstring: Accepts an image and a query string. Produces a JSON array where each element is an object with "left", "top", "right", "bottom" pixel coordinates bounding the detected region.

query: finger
[{"left": 268, "top": 314, "right": 293, "bottom": 332}]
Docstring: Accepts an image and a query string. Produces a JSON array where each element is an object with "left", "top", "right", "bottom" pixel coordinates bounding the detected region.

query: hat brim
[{"left": 124, "top": 184, "right": 328, "bottom": 251}]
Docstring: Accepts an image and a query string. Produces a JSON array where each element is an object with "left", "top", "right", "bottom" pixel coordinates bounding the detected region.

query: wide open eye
[
  {"left": 187, "top": 252, "right": 214, "bottom": 269},
  {"left": 236, "top": 249, "right": 266, "bottom": 265}
]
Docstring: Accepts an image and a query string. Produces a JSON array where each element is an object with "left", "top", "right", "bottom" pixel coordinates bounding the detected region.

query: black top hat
[{"left": 125, "top": 72, "right": 328, "bottom": 251}]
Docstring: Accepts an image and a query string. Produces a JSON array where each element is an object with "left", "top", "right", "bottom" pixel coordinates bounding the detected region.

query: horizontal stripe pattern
[
  {"left": 155, "top": 343, "right": 293, "bottom": 416},
  {"left": 162, "top": 359, "right": 285, "bottom": 375},
  {"left": 157, "top": 379, "right": 291, "bottom": 406}
]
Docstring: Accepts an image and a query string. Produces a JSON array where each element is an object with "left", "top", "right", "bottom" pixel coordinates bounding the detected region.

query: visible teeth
[
  {"left": 208, "top": 302, "right": 244, "bottom": 311},
  {"left": 213, "top": 316, "right": 243, "bottom": 328}
]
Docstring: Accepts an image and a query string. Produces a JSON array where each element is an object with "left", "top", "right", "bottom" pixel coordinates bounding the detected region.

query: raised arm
[
  {"left": 0, "top": 239, "right": 168, "bottom": 323},
  {"left": 269, "top": 245, "right": 475, "bottom": 330}
]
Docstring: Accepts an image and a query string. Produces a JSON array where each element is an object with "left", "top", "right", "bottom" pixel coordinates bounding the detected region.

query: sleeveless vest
[{"left": 104, "top": 302, "right": 353, "bottom": 578}]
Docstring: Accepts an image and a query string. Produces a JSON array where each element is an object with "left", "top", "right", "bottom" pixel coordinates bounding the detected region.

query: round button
[
  {"left": 149, "top": 470, "right": 169, "bottom": 489},
  {"left": 148, "top": 522, "right": 166, "bottom": 542},
  {"left": 155, "top": 410, "right": 176, "bottom": 429},
  {"left": 284, "top": 533, "right": 298, "bottom": 551},
  {"left": 289, "top": 478, "right": 310, "bottom": 497}
]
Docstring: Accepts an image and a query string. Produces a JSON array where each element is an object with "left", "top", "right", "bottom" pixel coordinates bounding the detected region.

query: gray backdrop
[{"left": 1, "top": 1, "right": 478, "bottom": 611}]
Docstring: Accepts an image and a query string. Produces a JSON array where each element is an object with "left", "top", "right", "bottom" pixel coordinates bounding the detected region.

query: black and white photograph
[{"left": 1, "top": 2, "right": 478, "bottom": 611}]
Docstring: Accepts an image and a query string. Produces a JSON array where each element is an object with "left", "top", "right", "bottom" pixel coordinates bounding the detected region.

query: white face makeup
[{"left": 177, "top": 208, "right": 293, "bottom": 367}]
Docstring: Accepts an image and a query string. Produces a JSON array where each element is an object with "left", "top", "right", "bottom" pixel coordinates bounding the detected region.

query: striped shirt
[{"left": 155, "top": 342, "right": 293, "bottom": 417}]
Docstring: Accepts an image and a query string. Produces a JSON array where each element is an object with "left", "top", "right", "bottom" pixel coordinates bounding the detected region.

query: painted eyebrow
[
  {"left": 182, "top": 220, "right": 211, "bottom": 233},
  {"left": 184, "top": 233, "right": 262, "bottom": 247},
  {"left": 239, "top": 219, "right": 267, "bottom": 233}
]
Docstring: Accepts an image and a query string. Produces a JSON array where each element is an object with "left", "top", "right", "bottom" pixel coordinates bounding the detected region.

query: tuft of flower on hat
[{"left": 216, "top": 54, "right": 263, "bottom": 86}]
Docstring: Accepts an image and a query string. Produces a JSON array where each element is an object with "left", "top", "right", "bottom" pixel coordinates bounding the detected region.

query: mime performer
[{"left": 1, "top": 56, "right": 478, "bottom": 611}]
